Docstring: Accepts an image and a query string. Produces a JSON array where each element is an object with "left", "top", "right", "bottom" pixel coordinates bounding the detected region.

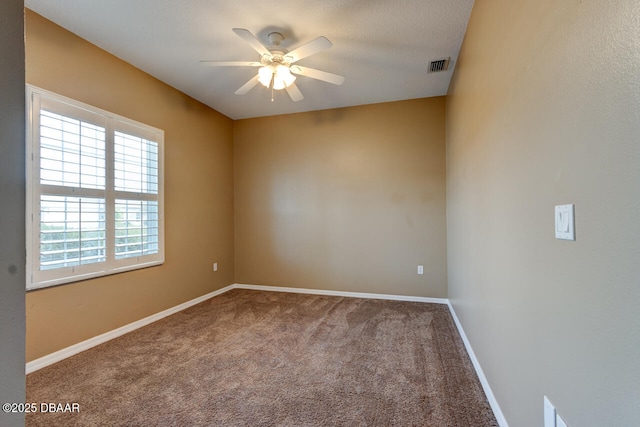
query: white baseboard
[
  {"left": 233, "top": 283, "right": 449, "bottom": 304},
  {"left": 447, "top": 301, "right": 509, "bottom": 427},
  {"left": 25, "top": 284, "right": 236, "bottom": 374},
  {"left": 26, "top": 282, "right": 506, "bottom": 427}
]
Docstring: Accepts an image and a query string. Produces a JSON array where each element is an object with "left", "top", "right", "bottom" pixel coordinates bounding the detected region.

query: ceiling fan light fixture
[
  {"left": 258, "top": 64, "right": 296, "bottom": 90},
  {"left": 272, "top": 77, "right": 285, "bottom": 90},
  {"left": 258, "top": 66, "right": 273, "bottom": 87},
  {"left": 275, "top": 64, "right": 296, "bottom": 88}
]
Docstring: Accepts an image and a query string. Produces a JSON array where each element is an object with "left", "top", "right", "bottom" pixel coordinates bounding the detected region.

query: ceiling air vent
[{"left": 428, "top": 57, "right": 450, "bottom": 73}]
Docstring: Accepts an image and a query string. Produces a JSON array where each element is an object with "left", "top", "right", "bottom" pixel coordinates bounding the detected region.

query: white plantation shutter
[
  {"left": 113, "top": 131, "right": 160, "bottom": 261},
  {"left": 114, "top": 131, "right": 159, "bottom": 194},
  {"left": 114, "top": 199, "right": 159, "bottom": 260},
  {"left": 39, "top": 109, "right": 106, "bottom": 189},
  {"left": 39, "top": 195, "right": 107, "bottom": 270},
  {"left": 27, "top": 86, "right": 164, "bottom": 289}
]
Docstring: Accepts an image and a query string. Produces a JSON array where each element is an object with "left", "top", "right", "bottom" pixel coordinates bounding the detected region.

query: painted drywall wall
[
  {"left": 235, "top": 98, "right": 447, "bottom": 297},
  {"left": 446, "top": 0, "right": 640, "bottom": 425},
  {"left": 25, "top": 10, "right": 235, "bottom": 361},
  {"left": 0, "top": 3, "right": 26, "bottom": 426}
]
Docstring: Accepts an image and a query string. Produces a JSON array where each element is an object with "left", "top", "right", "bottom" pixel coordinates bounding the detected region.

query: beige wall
[
  {"left": 234, "top": 98, "right": 447, "bottom": 297},
  {"left": 1, "top": 2, "right": 26, "bottom": 426},
  {"left": 25, "top": 10, "right": 235, "bottom": 361},
  {"left": 447, "top": 0, "right": 640, "bottom": 425}
]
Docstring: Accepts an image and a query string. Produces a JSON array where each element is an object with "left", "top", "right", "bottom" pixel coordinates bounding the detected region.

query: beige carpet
[{"left": 27, "top": 289, "right": 498, "bottom": 426}]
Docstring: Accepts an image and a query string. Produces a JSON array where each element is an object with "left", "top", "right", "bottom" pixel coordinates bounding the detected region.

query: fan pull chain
[{"left": 270, "top": 74, "right": 275, "bottom": 102}]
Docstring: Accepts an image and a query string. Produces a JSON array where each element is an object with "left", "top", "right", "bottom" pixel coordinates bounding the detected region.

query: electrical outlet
[
  {"left": 213, "top": 262, "right": 218, "bottom": 272},
  {"left": 417, "top": 265, "right": 424, "bottom": 275}
]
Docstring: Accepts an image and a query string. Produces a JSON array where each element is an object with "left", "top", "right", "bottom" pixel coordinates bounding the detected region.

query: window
[{"left": 26, "top": 86, "right": 164, "bottom": 290}]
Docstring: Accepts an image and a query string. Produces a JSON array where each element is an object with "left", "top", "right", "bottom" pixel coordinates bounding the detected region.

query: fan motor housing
[{"left": 267, "top": 32, "right": 284, "bottom": 46}]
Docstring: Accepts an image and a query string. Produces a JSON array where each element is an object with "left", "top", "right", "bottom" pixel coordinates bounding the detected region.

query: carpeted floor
[{"left": 27, "top": 289, "right": 498, "bottom": 426}]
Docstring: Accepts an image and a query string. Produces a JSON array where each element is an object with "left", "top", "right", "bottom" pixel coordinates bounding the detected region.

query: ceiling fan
[{"left": 201, "top": 28, "right": 345, "bottom": 102}]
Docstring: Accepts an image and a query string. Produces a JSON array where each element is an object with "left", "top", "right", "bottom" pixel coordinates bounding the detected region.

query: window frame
[{"left": 26, "top": 85, "right": 165, "bottom": 290}]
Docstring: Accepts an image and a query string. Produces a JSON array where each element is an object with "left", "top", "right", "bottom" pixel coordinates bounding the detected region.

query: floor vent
[{"left": 428, "top": 57, "right": 451, "bottom": 73}]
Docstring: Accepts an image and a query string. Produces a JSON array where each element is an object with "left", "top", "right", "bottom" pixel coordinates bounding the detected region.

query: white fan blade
[
  {"left": 286, "top": 36, "right": 332, "bottom": 63},
  {"left": 232, "top": 28, "right": 271, "bottom": 57},
  {"left": 200, "top": 61, "right": 261, "bottom": 67},
  {"left": 290, "top": 65, "right": 345, "bottom": 85},
  {"left": 285, "top": 83, "right": 304, "bottom": 102},
  {"left": 235, "top": 75, "right": 260, "bottom": 95}
]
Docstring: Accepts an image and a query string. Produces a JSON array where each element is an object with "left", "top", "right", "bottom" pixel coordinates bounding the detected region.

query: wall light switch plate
[
  {"left": 213, "top": 262, "right": 218, "bottom": 272},
  {"left": 544, "top": 396, "right": 556, "bottom": 427},
  {"left": 555, "top": 204, "right": 575, "bottom": 240},
  {"left": 417, "top": 265, "right": 424, "bottom": 275}
]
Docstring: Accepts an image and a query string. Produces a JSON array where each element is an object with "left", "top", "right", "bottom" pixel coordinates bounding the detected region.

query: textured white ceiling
[{"left": 25, "top": 0, "right": 474, "bottom": 120}]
